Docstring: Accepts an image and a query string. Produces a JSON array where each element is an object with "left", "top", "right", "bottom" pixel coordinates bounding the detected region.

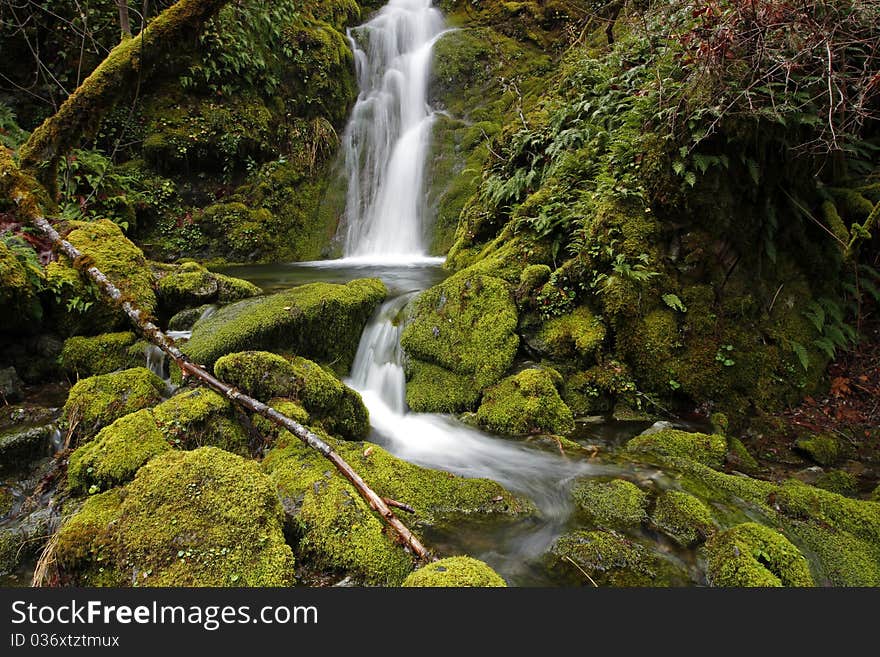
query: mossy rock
[
  {"left": 404, "top": 360, "right": 483, "bottom": 412},
  {"left": 401, "top": 271, "right": 518, "bottom": 412},
  {"left": 151, "top": 388, "right": 249, "bottom": 454},
  {"left": 56, "top": 448, "right": 296, "bottom": 586},
  {"left": 476, "top": 369, "right": 574, "bottom": 435},
  {"left": 625, "top": 429, "right": 727, "bottom": 469},
  {"left": 263, "top": 430, "right": 530, "bottom": 585},
  {"left": 563, "top": 361, "right": 636, "bottom": 415},
  {"left": 0, "top": 423, "right": 55, "bottom": 472},
  {"left": 571, "top": 479, "right": 648, "bottom": 530},
  {"left": 67, "top": 409, "right": 171, "bottom": 493},
  {"left": 814, "top": 470, "right": 859, "bottom": 497},
  {"left": 167, "top": 305, "right": 214, "bottom": 331},
  {"left": 402, "top": 556, "right": 506, "bottom": 587},
  {"left": 59, "top": 332, "right": 146, "bottom": 378},
  {"left": 651, "top": 490, "right": 715, "bottom": 547},
  {"left": 183, "top": 279, "right": 386, "bottom": 374},
  {"left": 674, "top": 461, "right": 880, "bottom": 586},
  {"left": 705, "top": 522, "right": 814, "bottom": 587},
  {"left": 794, "top": 434, "right": 839, "bottom": 466},
  {"left": 726, "top": 436, "right": 760, "bottom": 474},
  {"left": 547, "top": 529, "right": 686, "bottom": 587},
  {"left": 214, "top": 351, "right": 369, "bottom": 440},
  {"left": 156, "top": 262, "right": 260, "bottom": 313},
  {"left": 0, "top": 239, "right": 42, "bottom": 333},
  {"left": 67, "top": 386, "right": 248, "bottom": 491},
  {"left": 530, "top": 306, "right": 606, "bottom": 363},
  {"left": 62, "top": 368, "right": 167, "bottom": 445},
  {"left": 45, "top": 220, "right": 157, "bottom": 335}
]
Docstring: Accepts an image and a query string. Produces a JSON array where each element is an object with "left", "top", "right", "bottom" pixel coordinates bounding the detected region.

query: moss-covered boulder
[
  {"left": 547, "top": 529, "right": 686, "bottom": 587},
  {"left": 401, "top": 271, "right": 518, "bottom": 412},
  {"left": 45, "top": 220, "right": 157, "bottom": 335},
  {"left": 167, "top": 305, "right": 215, "bottom": 331},
  {"left": 59, "top": 332, "right": 146, "bottom": 378},
  {"left": 150, "top": 388, "right": 249, "bottom": 453},
  {"left": 62, "top": 368, "right": 166, "bottom": 444},
  {"left": 476, "top": 369, "right": 574, "bottom": 435},
  {"left": 156, "top": 262, "right": 260, "bottom": 314},
  {"left": 571, "top": 479, "right": 648, "bottom": 529},
  {"left": 726, "top": 436, "right": 760, "bottom": 474},
  {"left": 214, "top": 351, "right": 368, "bottom": 440},
  {"left": 263, "top": 430, "right": 530, "bottom": 585},
  {"left": 674, "top": 460, "right": 880, "bottom": 586},
  {"left": 814, "top": 470, "right": 859, "bottom": 497},
  {"left": 651, "top": 490, "right": 715, "bottom": 547},
  {"left": 0, "top": 423, "right": 55, "bottom": 472},
  {"left": 705, "top": 522, "right": 814, "bottom": 587},
  {"left": 794, "top": 434, "right": 840, "bottom": 466},
  {"left": 183, "top": 279, "right": 386, "bottom": 373},
  {"left": 56, "top": 448, "right": 296, "bottom": 586},
  {"left": 563, "top": 361, "right": 637, "bottom": 415},
  {"left": 402, "top": 556, "right": 506, "bottom": 587},
  {"left": 530, "top": 306, "right": 606, "bottom": 363},
  {"left": 67, "top": 409, "right": 171, "bottom": 493},
  {"left": 625, "top": 429, "right": 727, "bottom": 469},
  {"left": 67, "top": 386, "right": 248, "bottom": 492}
]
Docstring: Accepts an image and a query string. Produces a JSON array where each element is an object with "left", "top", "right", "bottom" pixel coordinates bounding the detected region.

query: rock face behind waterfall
[{"left": 183, "top": 278, "right": 387, "bottom": 374}]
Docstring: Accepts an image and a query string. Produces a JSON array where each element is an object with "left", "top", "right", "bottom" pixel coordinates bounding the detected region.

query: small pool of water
[{"left": 216, "top": 259, "right": 448, "bottom": 297}]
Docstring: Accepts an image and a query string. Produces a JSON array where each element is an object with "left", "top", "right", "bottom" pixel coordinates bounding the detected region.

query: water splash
[{"left": 341, "top": 0, "right": 446, "bottom": 258}]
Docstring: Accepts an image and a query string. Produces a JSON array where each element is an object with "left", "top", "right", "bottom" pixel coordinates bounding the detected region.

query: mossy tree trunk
[{"left": 18, "top": 0, "right": 230, "bottom": 195}]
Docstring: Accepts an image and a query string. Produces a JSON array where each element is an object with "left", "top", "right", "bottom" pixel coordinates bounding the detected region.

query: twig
[{"left": 564, "top": 555, "right": 598, "bottom": 587}]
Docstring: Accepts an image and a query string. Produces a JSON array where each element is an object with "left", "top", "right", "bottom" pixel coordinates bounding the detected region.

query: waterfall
[{"left": 341, "top": 0, "right": 445, "bottom": 260}]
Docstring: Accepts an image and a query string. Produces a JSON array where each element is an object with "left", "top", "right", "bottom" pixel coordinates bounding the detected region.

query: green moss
[
  {"left": 57, "top": 448, "right": 296, "bottom": 586},
  {"left": 404, "top": 359, "right": 483, "bottom": 412},
  {"left": 0, "top": 487, "right": 12, "bottom": 517},
  {"left": 263, "top": 430, "right": 530, "bottom": 584},
  {"left": 476, "top": 369, "right": 575, "bottom": 435},
  {"left": 46, "top": 220, "right": 157, "bottom": 335},
  {"left": 59, "top": 332, "right": 143, "bottom": 378},
  {"left": 62, "top": 368, "right": 166, "bottom": 444},
  {"left": 55, "top": 489, "right": 127, "bottom": 586},
  {"left": 813, "top": 470, "right": 859, "bottom": 497},
  {"left": 870, "top": 485, "right": 880, "bottom": 503},
  {"left": 563, "top": 360, "right": 636, "bottom": 415},
  {"left": 571, "top": 479, "right": 648, "bottom": 529},
  {"left": 401, "top": 271, "right": 518, "bottom": 412},
  {"left": 519, "top": 264, "right": 552, "bottom": 291},
  {"left": 215, "top": 273, "right": 261, "bottom": 303},
  {"left": 547, "top": 529, "right": 684, "bottom": 587},
  {"left": 533, "top": 306, "right": 606, "bottom": 363},
  {"left": 616, "top": 309, "right": 679, "bottom": 392},
  {"left": 726, "top": 437, "right": 760, "bottom": 474},
  {"left": 0, "top": 239, "right": 41, "bottom": 332},
  {"left": 625, "top": 429, "right": 727, "bottom": 469},
  {"left": 67, "top": 409, "right": 171, "bottom": 493},
  {"left": 705, "top": 522, "right": 814, "bottom": 587},
  {"left": 402, "top": 556, "right": 506, "bottom": 587},
  {"left": 151, "top": 388, "right": 248, "bottom": 454},
  {"left": 795, "top": 434, "right": 840, "bottom": 466},
  {"left": 214, "top": 351, "right": 369, "bottom": 440},
  {"left": 673, "top": 458, "right": 880, "bottom": 586},
  {"left": 183, "top": 279, "right": 386, "bottom": 374},
  {"left": 651, "top": 490, "right": 715, "bottom": 546}
]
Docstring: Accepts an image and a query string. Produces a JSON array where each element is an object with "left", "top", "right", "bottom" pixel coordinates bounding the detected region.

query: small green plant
[
  {"left": 715, "top": 345, "right": 735, "bottom": 367},
  {"left": 662, "top": 293, "right": 687, "bottom": 312}
]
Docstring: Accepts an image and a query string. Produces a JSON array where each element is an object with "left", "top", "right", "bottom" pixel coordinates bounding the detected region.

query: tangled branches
[{"left": 676, "top": 0, "right": 880, "bottom": 155}]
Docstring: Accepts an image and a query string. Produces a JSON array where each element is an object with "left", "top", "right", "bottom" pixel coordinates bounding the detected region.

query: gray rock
[{"left": 0, "top": 367, "right": 23, "bottom": 403}]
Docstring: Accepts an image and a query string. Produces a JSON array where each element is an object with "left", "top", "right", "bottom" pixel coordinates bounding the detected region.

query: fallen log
[{"left": 15, "top": 202, "right": 433, "bottom": 563}]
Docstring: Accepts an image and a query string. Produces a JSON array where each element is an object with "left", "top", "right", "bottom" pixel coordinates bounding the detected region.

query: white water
[{"left": 341, "top": 0, "right": 445, "bottom": 258}]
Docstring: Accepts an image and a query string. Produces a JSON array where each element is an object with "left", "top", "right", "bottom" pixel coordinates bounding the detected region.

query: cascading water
[{"left": 341, "top": 0, "right": 446, "bottom": 260}]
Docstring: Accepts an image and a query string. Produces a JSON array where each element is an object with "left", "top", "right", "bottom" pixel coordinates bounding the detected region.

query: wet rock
[
  {"left": 0, "top": 367, "right": 23, "bottom": 403},
  {"left": 0, "top": 424, "right": 55, "bottom": 472},
  {"left": 183, "top": 278, "right": 386, "bottom": 374},
  {"left": 167, "top": 304, "right": 215, "bottom": 332},
  {"left": 571, "top": 478, "right": 648, "bottom": 529},
  {"left": 0, "top": 507, "right": 56, "bottom": 578}
]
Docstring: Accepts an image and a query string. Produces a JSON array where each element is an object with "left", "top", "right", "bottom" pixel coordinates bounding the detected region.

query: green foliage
[{"left": 0, "top": 103, "right": 28, "bottom": 149}]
